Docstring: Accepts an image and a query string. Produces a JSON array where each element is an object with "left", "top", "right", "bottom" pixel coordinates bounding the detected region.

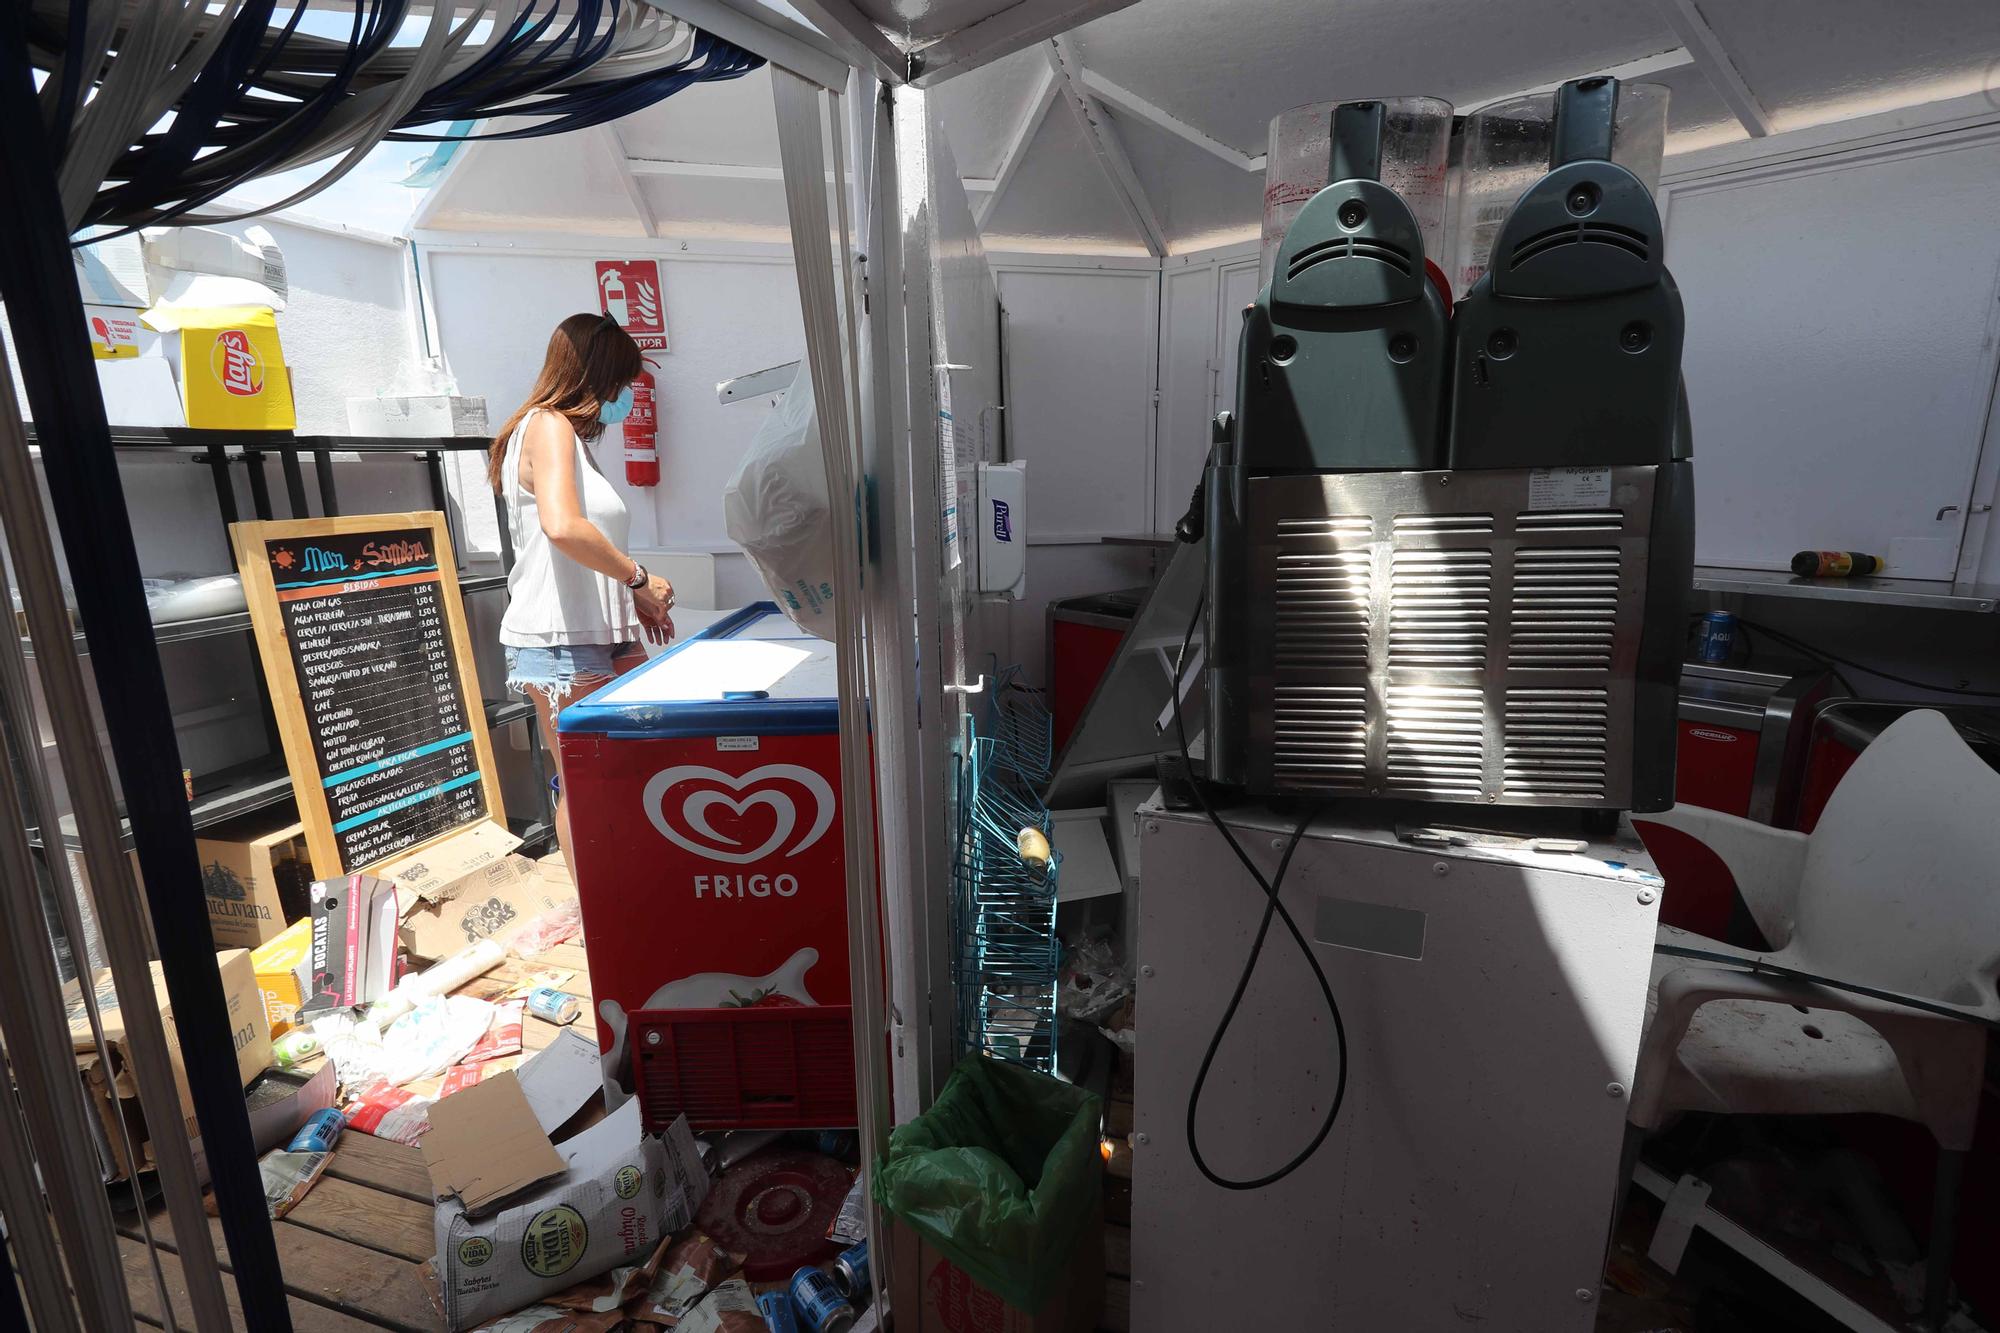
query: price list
[{"left": 268, "top": 526, "right": 487, "bottom": 870}]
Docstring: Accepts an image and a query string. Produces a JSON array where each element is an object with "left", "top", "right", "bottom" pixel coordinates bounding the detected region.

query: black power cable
[
  {"left": 1737, "top": 616, "right": 2000, "bottom": 700},
  {"left": 1170, "top": 585, "right": 1349, "bottom": 1190}
]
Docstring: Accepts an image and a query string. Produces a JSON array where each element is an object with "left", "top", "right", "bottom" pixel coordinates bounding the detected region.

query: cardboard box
[
  {"left": 431, "top": 1097, "right": 709, "bottom": 1330},
  {"left": 198, "top": 813, "right": 311, "bottom": 950},
  {"left": 251, "top": 917, "right": 313, "bottom": 1035},
  {"left": 398, "top": 852, "right": 576, "bottom": 964},
  {"left": 300, "top": 873, "right": 399, "bottom": 1018},
  {"left": 65, "top": 949, "right": 275, "bottom": 1180},
  {"left": 887, "top": 1204, "right": 1104, "bottom": 1333},
  {"left": 153, "top": 305, "right": 296, "bottom": 430}
]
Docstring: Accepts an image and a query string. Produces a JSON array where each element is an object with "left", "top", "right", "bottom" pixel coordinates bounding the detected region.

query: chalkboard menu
[{"left": 233, "top": 513, "right": 505, "bottom": 876}]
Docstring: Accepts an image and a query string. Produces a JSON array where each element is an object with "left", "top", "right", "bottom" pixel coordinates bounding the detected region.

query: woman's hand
[{"left": 633, "top": 574, "right": 676, "bottom": 644}]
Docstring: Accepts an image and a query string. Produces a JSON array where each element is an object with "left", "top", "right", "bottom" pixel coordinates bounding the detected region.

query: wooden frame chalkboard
[{"left": 231, "top": 511, "right": 506, "bottom": 877}]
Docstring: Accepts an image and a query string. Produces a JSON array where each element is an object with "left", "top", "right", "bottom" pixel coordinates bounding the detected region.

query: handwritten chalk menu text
[{"left": 233, "top": 513, "right": 505, "bottom": 876}]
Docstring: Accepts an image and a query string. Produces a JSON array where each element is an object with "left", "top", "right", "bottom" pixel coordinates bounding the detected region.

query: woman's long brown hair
[{"left": 489, "top": 312, "right": 645, "bottom": 492}]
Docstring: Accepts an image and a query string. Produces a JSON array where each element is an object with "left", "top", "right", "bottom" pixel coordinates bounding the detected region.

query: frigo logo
[{"left": 642, "top": 764, "right": 834, "bottom": 865}]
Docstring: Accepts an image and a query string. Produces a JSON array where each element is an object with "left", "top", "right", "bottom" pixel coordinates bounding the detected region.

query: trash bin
[{"left": 876, "top": 1055, "right": 1103, "bottom": 1332}]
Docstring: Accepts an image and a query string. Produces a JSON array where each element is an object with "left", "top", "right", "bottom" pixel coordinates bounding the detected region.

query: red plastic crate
[{"left": 631, "top": 1004, "right": 857, "bottom": 1133}]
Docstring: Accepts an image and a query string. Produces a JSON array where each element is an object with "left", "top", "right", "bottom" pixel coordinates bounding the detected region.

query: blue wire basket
[{"left": 951, "top": 725, "right": 1062, "bottom": 1071}]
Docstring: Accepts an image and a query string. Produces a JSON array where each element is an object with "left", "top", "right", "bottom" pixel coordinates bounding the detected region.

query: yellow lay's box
[
  {"left": 250, "top": 916, "right": 313, "bottom": 1036},
  {"left": 163, "top": 305, "right": 296, "bottom": 430}
]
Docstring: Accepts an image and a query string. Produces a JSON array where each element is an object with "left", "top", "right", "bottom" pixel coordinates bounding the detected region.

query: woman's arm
[
  {"left": 522, "top": 413, "right": 642, "bottom": 582},
  {"left": 521, "top": 414, "right": 676, "bottom": 637}
]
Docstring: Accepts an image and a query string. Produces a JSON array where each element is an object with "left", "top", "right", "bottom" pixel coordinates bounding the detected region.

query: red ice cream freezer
[{"left": 557, "top": 604, "right": 857, "bottom": 1132}]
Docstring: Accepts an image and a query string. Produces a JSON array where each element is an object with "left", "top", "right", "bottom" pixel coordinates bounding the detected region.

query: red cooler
[
  {"left": 557, "top": 604, "right": 856, "bottom": 1132},
  {"left": 1636, "top": 663, "right": 1834, "bottom": 941}
]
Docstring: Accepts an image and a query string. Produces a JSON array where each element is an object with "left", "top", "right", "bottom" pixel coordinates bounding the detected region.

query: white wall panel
[
  {"left": 422, "top": 245, "right": 805, "bottom": 558},
  {"left": 1664, "top": 131, "right": 2000, "bottom": 579},
  {"left": 995, "top": 262, "right": 1159, "bottom": 541}
]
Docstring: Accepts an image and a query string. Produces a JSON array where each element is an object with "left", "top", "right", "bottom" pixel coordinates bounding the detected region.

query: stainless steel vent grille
[
  {"left": 1503, "top": 687, "right": 1610, "bottom": 795},
  {"left": 1245, "top": 468, "right": 1652, "bottom": 807},
  {"left": 1509, "top": 546, "right": 1620, "bottom": 670},
  {"left": 1386, "top": 685, "right": 1484, "bottom": 798},
  {"left": 1390, "top": 549, "right": 1491, "bottom": 669},
  {"left": 1271, "top": 683, "right": 1368, "bottom": 782},
  {"left": 1274, "top": 517, "right": 1372, "bottom": 672}
]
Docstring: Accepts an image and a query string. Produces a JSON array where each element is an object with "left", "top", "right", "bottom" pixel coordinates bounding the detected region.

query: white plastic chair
[{"left": 1630, "top": 709, "right": 2000, "bottom": 1329}]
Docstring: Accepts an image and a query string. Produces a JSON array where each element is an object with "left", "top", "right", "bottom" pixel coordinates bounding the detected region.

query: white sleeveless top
[{"left": 499, "top": 409, "right": 643, "bottom": 647}]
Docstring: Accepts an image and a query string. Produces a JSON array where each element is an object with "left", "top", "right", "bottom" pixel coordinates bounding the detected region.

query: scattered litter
[
  {"left": 516, "top": 1028, "right": 604, "bottom": 1134},
  {"left": 826, "top": 1177, "right": 866, "bottom": 1245},
  {"left": 368, "top": 939, "right": 507, "bottom": 1030},
  {"left": 672, "top": 1275, "right": 760, "bottom": 1333},
  {"left": 440, "top": 1062, "right": 501, "bottom": 1098},
  {"left": 244, "top": 1063, "right": 336, "bottom": 1155},
  {"left": 503, "top": 968, "right": 577, "bottom": 1001},
  {"left": 1057, "top": 939, "right": 1131, "bottom": 1025},
  {"left": 316, "top": 994, "right": 495, "bottom": 1090},
  {"left": 257, "top": 1148, "right": 331, "bottom": 1219},
  {"left": 433, "top": 1100, "right": 709, "bottom": 1330},
  {"left": 424, "top": 1071, "right": 568, "bottom": 1214},
  {"left": 345, "top": 1080, "right": 433, "bottom": 1144},
  {"left": 287, "top": 1106, "right": 346, "bottom": 1154},
  {"left": 507, "top": 900, "right": 584, "bottom": 956},
  {"left": 465, "top": 1000, "right": 527, "bottom": 1063},
  {"left": 470, "top": 1305, "right": 622, "bottom": 1333},
  {"left": 640, "top": 1230, "right": 744, "bottom": 1324},
  {"left": 526, "top": 987, "right": 584, "bottom": 1026}
]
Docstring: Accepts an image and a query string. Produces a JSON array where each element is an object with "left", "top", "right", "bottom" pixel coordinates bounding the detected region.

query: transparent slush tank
[
  {"left": 1445, "top": 83, "right": 1669, "bottom": 297},
  {"left": 1260, "top": 96, "right": 1454, "bottom": 288}
]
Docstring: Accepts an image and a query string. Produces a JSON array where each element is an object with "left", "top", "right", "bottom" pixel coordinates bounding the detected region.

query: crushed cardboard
[
  {"left": 423, "top": 1071, "right": 567, "bottom": 1214},
  {"left": 377, "top": 821, "right": 524, "bottom": 906},
  {"left": 400, "top": 853, "right": 577, "bottom": 964}
]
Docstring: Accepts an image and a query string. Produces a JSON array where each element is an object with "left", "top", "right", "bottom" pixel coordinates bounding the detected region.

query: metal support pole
[
  {"left": 772, "top": 65, "right": 895, "bottom": 1303},
  {"left": 279, "top": 449, "right": 311, "bottom": 517},
  {"left": 0, "top": 23, "right": 291, "bottom": 1330},
  {"left": 313, "top": 447, "right": 340, "bottom": 514}
]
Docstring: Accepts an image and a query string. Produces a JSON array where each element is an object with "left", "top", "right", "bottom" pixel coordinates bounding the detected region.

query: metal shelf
[
  {"left": 25, "top": 426, "right": 492, "bottom": 454},
  {"left": 31, "top": 696, "right": 536, "bottom": 853},
  {"left": 1694, "top": 565, "right": 1999, "bottom": 613},
  {"left": 22, "top": 570, "right": 509, "bottom": 655}
]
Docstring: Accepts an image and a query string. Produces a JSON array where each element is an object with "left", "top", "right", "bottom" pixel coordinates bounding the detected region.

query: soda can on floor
[
  {"left": 286, "top": 1107, "right": 345, "bottom": 1155},
  {"left": 758, "top": 1290, "right": 800, "bottom": 1333},
  {"left": 811, "top": 1129, "right": 857, "bottom": 1159},
  {"left": 789, "top": 1266, "right": 855, "bottom": 1333},
  {"left": 526, "top": 986, "right": 582, "bottom": 1025},
  {"left": 832, "top": 1239, "right": 870, "bottom": 1303},
  {"left": 1696, "top": 609, "right": 1735, "bottom": 664}
]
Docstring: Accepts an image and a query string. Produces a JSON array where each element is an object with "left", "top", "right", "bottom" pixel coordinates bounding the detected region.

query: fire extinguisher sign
[{"left": 595, "top": 259, "right": 667, "bottom": 351}]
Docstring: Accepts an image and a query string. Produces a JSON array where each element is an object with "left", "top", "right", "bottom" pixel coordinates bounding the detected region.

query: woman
[{"left": 492, "top": 312, "right": 675, "bottom": 869}]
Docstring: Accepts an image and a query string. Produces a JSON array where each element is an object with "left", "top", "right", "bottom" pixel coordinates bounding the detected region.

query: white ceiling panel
[
  {"left": 982, "top": 95, "right": 1147, "bottom": 252},
  {"left": 1644, "top": 63, "right": 1745, "bottom": 156},
  {"left": 614, "top": 67, "right": 783, "bottom": 166},
  {"left": 933, "top": 46, "right": 1053, "bottom": 174},
  {"left": 1701, "top": 0, "right": 2000, "bottom": 129},
  {"left": 421, "top": 134, "right": 645, "bottom": 235},
  {"left": 845, "top": 0, "right": 1015, "bottom": 41},
  {"left": 1067, "top": 0, "right": 1676, "bottom": 152},
  {"left": 1108, "top": 104, "right": 1262, "bottom": 252},
  {"left": 638, "top": 175, "right": 796, "bottom": 242}
]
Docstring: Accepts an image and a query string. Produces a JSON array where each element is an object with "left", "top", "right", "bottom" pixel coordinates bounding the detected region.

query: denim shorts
[{"left": 505, "top": 642, "right": 637, "bottom": 706}]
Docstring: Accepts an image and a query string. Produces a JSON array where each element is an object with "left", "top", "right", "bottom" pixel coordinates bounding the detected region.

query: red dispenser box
[{"left": 557, "top": 605, "right": 855, "bottom": 1131}]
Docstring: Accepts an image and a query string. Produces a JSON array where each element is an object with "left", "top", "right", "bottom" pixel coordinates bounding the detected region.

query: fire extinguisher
[{"left": 625, "top": 370, "right": 659, "bottom": 486}]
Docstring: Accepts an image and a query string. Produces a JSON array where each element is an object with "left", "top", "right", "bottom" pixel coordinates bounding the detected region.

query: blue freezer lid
[{"left": 558, "top": 602, "right": 837, "bottom": 737}]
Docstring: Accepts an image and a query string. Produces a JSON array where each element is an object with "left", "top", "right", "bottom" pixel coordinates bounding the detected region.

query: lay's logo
[{"left": 211, "top": 329, "right": 263, "bottom": 397}]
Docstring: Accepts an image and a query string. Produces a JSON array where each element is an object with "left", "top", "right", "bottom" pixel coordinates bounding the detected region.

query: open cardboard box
[
  {"left": 65, "top": 949, "right": 273, "bottom": 1182},
  {"left": 375, "top": 823, "right": 577, "bottom": 964}
]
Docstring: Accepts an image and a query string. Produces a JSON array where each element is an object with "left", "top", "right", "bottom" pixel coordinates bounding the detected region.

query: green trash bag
[{"left": 873, "top": 1054, "right": 1103, "bottom": 1313}]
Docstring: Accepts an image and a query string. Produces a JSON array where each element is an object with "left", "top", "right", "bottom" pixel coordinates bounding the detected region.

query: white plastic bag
[{"left": 722, "top": 370, "right": 835, "bottom": 638}]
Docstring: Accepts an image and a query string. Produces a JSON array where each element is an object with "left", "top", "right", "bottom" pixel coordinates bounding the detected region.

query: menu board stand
[{"left": 231, "top": 512, "right": 506, "bottom": 876}]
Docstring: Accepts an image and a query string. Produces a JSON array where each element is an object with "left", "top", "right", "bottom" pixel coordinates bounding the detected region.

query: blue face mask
[{"left": 598, "top": 384, "right": 635, "bottom": 426}]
